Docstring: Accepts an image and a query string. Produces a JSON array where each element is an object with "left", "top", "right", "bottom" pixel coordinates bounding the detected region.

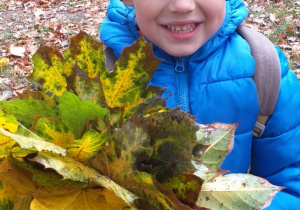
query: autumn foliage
[{"left": 0, "top": 32, "right": 281, "bottom": 210}]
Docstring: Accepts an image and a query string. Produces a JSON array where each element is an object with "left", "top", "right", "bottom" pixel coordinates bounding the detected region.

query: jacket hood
[
  {"left": 100, "top": 0, "right": 249, "bottom": 59},
  {"left": 100, "top": 0, "right": 141, "bottom": 58}
]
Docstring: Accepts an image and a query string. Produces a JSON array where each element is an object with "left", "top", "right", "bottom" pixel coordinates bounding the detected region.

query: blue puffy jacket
[{"left": 100, "top": 0, "right": 300, "bottom": 208}]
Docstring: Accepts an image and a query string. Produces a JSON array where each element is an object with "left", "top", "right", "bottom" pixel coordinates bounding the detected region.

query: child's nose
[{"left": 168, "top": 0, "right": 196, "bottom": 13}]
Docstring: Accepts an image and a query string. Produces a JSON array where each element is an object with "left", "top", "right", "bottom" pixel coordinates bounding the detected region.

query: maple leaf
[
  {"left": 31, "top": 45, "right": 73, "bottom": 96},
  {"left": 58, "top": 91, "right": 108, "bottom": 139},
  {"left": 99, "top": 36, "right": 161, "bottom": 121},
  {"left": 0, "top": 98, "right": 59, "bottom": 128},
  {"left": 30, "top": 116, "right": 74, "bottom": 149},
  {"left": 67, "top": 129, "right": 108, "bottom": 162}
]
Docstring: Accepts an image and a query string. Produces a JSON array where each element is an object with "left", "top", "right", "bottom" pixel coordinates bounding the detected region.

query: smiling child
[{"left": 100, "top": 0, "right": 300, "bottom": 209}]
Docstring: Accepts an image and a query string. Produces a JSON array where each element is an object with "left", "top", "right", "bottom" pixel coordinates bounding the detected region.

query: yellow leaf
[
  {"left": 0, "top": 126, "right": 66, "bottom": 156},
  {"left": 99, "top": 37, "right": 161, "bottom": 121},
  {"left": 0, "top": 135, "right": 15, "bottom": 159},
  {"left": 63, "top": 31, "right": 106, "bottom": 79},
  {"left": 31, "top": 151, "right": 138, "bottom": 205},
  {"left": 0, "top": 160, "right": 32, "bottom": 208},
  {"left": 67, "top": 129, "right": 107, "bottom": 162},
  {"left": 0, "top": 179, "right": 32, "bottom": 210},
  {"left": 0, "top": 158, "right": 133, "bottom": 209},
  {"left": 0, "top": 109, "right": 19, "bottom": 159},
  {"left": 32, "top": 45, "right": 72, "bottom": 96},
  {"left": 0, "top": 158, "right": 44, "bottom": 198},
  {"left": 0, "top": 58, "right": 9, "bottom": 69},
  {"left": 0, "top": 108, "right": 18, "bottom": 133},
  {"left": 31, "top": 188, "right": 135, "bottom": 210},
  {"left": 0, "top": 158, "right": 84, "bottom": 200},
  {"left": 31, "top": 116, "right": 75, "bottom": 148}
]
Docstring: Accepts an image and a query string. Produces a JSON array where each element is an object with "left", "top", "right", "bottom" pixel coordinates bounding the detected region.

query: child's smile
[
  {"left": 165, "top": 23, "right": 197, "bottom": 33},
  {"left": 123, "top": 0, "right": 225, "bottom": 57},
  {"left": 163, "top": 22, "right": 200, "bottom": 40}
]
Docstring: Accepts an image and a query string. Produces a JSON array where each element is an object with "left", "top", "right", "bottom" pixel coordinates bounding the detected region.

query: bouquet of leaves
[{"left": 0, "top": 32, "right": 281, "bottom": 210}]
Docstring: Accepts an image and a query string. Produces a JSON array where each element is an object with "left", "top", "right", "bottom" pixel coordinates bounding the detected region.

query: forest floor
[{"left": 0, "top": 0, "right": 299, "bottom": 100}]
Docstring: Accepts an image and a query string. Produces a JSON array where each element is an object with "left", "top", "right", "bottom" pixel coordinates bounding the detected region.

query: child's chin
[{"left": 166, "top": 48, "right": 198, "bottom": 57}]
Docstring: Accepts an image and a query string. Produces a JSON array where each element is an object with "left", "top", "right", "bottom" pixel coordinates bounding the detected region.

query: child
[{"left": 100, "top": 0, "right": 300, "bottom": 209}]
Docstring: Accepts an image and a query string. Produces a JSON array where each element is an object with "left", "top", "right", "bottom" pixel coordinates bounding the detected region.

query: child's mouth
[
  {"left": 165, "top": 23, "right": 197, "bottom": 33},
  {"left": 163, "top": 23, "right": 199, "bottom": 40}
]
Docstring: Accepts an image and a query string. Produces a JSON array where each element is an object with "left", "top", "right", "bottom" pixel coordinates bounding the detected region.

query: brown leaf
[{"left": 280, "top": 33, "right": 288, "bottom": 40}]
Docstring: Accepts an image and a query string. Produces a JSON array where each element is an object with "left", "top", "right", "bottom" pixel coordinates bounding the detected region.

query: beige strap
[{"left": 253, "top": 115, "right": 270, "bottom": 138}]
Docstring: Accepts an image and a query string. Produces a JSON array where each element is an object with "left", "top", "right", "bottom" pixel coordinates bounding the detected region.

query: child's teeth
[{"left": 166, "top": 24, "right": 196, "bottom": 33}]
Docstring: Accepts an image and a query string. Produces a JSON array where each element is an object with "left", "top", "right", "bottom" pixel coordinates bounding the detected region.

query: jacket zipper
[{"left": 174, "top": 57, "right": 189, "bottom": 112}]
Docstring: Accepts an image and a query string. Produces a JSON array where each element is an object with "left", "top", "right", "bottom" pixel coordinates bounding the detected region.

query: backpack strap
[{"left": 237, "top": 22, "right": 281, "bottom": 138}]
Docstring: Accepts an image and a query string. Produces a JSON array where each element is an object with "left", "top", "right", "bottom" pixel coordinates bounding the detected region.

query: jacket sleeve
[
  {"left": 99, "top": 0, "right": 140, "bottom": 58},
  {"left": 251, "top": 46, "right": 300, "bottom": 209}
]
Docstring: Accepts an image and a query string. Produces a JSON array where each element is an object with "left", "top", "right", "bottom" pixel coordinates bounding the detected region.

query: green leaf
[
  {"left": 91, "top": 115, "right": 153, "bottom": 180},
  {"left": 0, "top": 99, "right": 59, "bottom": 128},
  {"left": 99, "top": 37, "right": 161, "bottom": 121},
  {"left": 135, "top": 86, "right": 167, "bottom": 117},
  {"left": 31, "top": 151, "right": 138, "bottom": 205},
  {"left": 63, "top": 31, "right": 106, "bottom": 79},
  {"left": 10, "top": 147, "right": 36, "bottom": 159},
  {"left": 197, "top": 173, "right": 283, "bottom": 210},
  {"left": 31, "top": 116, "right": 74, "bottom": 148},
  {"left": 91, "top": 115, "right": 190, "bottom": 210},
  {"left": 193, "top": 123, "right": 237, "bottom": 181},
  {"left": 8, "top": 155, "right": 93, "bottom": 189},
  {"left": 0, "top": 125, "right": 66, "bottom": 156},
  {"left": 67, "top": 129, "right": 108, "bottom": 162},
  {"left": 144, "top": 108, "right": 199, "bottom": 182},
  {"left": 66, "top": 62, "right": 107, "bottom": 107},
  {"left": 31, "top": 188, "right": 135, "bottom": 210},
  {"left": 125, "top": 171, "right": 192, "bottom": 210},
  {"left": 161, "top": 174, "right": 203, "bottom": 208},
  {"left": 31, "top": 45, "right": 73, "bottom": 96},
  {"left": 106, "top": 106, "right": 125, "bottom": 128},
  {"left": 17, "top": 89, "right": 58, "bottom": 107},
  {"left": 58, "top": 91, "right": 108, "bottom": 139}
]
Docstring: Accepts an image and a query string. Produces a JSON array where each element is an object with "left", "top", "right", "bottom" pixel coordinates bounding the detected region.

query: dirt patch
[{"left": 0, "top": 0, "right": 108, "bottom": 99}]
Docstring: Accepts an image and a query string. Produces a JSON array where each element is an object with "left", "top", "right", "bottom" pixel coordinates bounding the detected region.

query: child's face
[{"left": 123, "top": 0, "right": 225, "bottom": 57}]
